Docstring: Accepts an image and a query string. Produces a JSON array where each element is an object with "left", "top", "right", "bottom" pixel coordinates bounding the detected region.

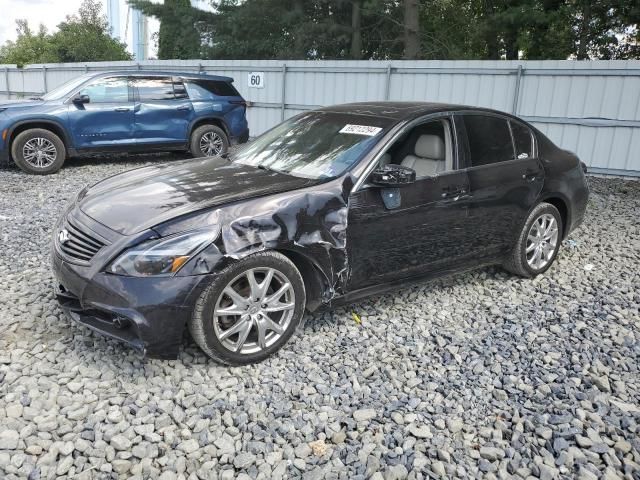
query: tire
[
  {"left": 503, "top": 202, "right": 563, "bottom": 278},
  {"left": 190, "top": 125, "right": 229, "bottom": 158},
  {"left": 11, "top": 128, "right": 66, "bottom": 175},
  {"left": 189, "top": 251, "right": 306, "bottom": 365}
]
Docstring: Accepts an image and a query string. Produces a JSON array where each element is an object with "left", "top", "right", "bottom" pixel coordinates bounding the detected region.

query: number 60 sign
[{"left": 248, "top": 72, "right": 264, "bottom": 88}]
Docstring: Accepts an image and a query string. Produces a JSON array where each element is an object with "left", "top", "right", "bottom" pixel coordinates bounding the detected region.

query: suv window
[
  {"left": 186, "top": 80, "right": 241, "bottom": 100},
  {"left": 133, "top": 77, "right": 177, "bottom": 101},
  {"left": 511, "top": 121, "right": 533, "bottom": 159},
  {"left": 463, "top": 114, "right": 515, "bottom": 167},
  {"left": 78, "top": 77, "right": 128, "bottom": 103}
]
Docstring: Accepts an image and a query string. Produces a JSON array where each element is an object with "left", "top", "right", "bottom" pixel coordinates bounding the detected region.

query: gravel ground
[{"left": 0, "top": 154, "right": 639, "bottom": 480}]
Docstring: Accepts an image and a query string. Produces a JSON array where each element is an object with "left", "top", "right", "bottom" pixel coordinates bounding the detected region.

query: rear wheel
[
  {"left": 190, "top": 125, "right": 229, "bottom": 158},
  {"left": 11, "top": 128, "right": 66, "bottom": 174},
  {"left": 503, "top": 202, "right": 563, "bottom": 277},
  {"left": 189, "top": 251, "right": 306, "bottom": 365}
]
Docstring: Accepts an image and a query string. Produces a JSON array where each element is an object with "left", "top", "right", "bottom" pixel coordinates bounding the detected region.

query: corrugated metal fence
[{"left": 1, "top": 59, "right": 639, "bottom": 177}]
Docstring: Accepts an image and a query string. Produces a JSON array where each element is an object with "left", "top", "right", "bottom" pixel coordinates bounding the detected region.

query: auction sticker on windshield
[{"left": 339, "top": 124, "right": 382, "bottom": 136}]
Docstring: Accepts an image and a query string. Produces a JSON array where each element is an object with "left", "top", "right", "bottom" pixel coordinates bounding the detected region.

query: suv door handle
[
  {"left": 177, "top": 105, "right": 191, "bottom": 111},
  {"left": 114, "top": 107, "right": 130, "bottom": 112}
]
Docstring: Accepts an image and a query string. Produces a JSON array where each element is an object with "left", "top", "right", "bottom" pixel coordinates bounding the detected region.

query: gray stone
[
  {"left": 0, "top": 430, "right": 19, "bottom": 450},
  {"left": 384, "top": 464, "right": 408, "bottom": 480},
  {"left": 353, "top": 409, "right": 377, "bottom": 422},
  {"left": 234, "top": 453, "right": 256, "bottom": 469},
  {"left": 110, "top": 435, "right": 132, "bottom": 451}
]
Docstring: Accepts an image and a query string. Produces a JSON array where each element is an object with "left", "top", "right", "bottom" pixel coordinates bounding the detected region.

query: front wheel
[
  {"left": 503, "top": 202, "right": 563, "bottom": 277},
  {"left": 189, "top": 252, "right": 306, "bottom": 365},
  {"left": 190, "top": 125, "right": 229, "bottom": 158},
  {"left": 11, "top": 128, "right": 66, "bottom": 174}
]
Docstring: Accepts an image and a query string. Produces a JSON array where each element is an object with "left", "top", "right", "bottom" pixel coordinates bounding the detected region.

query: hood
[
  {"left": 0, "top": 99, "right": 45, "bottom": 110},
  {"left": 79, "top": 157, "right": 315, "bottom": 235}
]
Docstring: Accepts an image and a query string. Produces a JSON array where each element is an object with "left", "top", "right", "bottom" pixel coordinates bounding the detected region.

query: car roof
[
  {"left": 317, "top": 101, "right": 518, "bottom": 122},
  {"left": 87, "top": 70, "right": 234, "bottom": 83}
]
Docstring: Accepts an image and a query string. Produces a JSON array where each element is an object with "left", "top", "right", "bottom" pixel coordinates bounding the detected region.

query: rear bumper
[
  {"left": 0, "top": 146, "right": 8, "bottom": 164},
  {"left": 52, "top": 250, "right": 213, "bottom": 359},
  {"left": 232, "top": 128, "right": 250, "bottom": 145}
]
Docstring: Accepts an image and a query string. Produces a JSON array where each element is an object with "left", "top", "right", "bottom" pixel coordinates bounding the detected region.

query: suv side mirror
[
  {"left": 72, "top": 94, "right": 90, "bottom": 104},
  {"left": 371, "top": 164, "right": 416, "bottom": 187}
]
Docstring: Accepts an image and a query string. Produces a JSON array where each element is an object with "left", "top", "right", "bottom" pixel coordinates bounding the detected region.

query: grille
[{"left": 58, "top": 219, "right": 105, "bottom": 263}]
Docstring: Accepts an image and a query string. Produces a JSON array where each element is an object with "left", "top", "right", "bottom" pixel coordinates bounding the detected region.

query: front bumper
[{"left": 52, "top": 249, "right": 212, "bottom": 359}]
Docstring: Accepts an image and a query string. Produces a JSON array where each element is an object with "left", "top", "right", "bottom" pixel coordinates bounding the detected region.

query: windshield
[
  {"left": 233, "top": 112, "right": 391, "bottom": 179},
  {"left": 42, "top": 74, "right": 94, "bottom": 101}
]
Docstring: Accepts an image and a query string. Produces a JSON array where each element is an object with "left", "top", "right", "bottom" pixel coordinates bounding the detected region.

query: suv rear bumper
[
  {"left": 233, "top": 128, "right": 250, "bottom": 145},
  {"left": 0, "top": 146, "right": 8, "bottom": 164}
]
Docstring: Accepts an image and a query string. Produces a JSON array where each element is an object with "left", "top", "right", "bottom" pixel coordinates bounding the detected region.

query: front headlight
[{"left": 108, "top": 230, "right": 216, "bottom": 277}]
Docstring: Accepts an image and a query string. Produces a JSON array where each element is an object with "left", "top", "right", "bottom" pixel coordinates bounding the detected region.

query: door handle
[
  {"left": 441, "top": 186, "right": 469, "bottom": 200},
  {"left": 522, "top": 169, "right": 541, "bottom": 181},
  {"left": 114, "top": 107, "right": 130, "bottom": 112},
  {"left": 177, "top": 105, "right": 191, "bottom": 111}
]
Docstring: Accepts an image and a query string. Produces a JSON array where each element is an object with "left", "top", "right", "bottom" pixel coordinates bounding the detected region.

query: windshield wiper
[{"left": 29, "top": 96, "right": 43, "bottom": 100}]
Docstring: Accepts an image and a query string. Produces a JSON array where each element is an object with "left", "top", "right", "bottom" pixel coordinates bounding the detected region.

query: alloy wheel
[
  {"left": 213, "top": 267, "right": 296, "bottom": 355},
  {"left": 23, "top": 137, "right": 57, "bottom": 168},
  {"left": 199, "top": 131, "right": 224, "bottom": 156},
  {"left": 526, "top": 213, "right": 559, "bottom": 270}
]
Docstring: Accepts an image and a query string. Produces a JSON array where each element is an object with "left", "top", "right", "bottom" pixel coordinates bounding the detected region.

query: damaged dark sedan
[{"left": 52, "top": 102, "right": 589, "bottom": 365}]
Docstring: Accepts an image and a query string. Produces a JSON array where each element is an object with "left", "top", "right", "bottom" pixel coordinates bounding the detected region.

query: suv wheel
[
  {"left": 190, "top": 125, "right": 229, "bottom": 158},
  {"left": 503, "top": 202, "right": 563, "bottom": 277},
  {"left": 12, "top": 128, "right": 66, "bottom": 174},
  {"left": 189, "top": 252, "right": 306, "bottom": 365}
]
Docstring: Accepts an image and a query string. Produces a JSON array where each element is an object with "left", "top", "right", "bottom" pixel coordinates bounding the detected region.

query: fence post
[
  {"left": 42, "top": 66, "right": 48, "bottom": 93},
  {"left": 84, "top": 64, "right": 89, "bottom": 73},
  {"left": 511, "top": 64, "right": 523, "bottom": 115},
  {"left": 384, "top": 64, "right": 392, "bottom": 100},
  {"left": 280, "top": 63, "right": 287, "bottom": 121},
  {"left": 4, "top": 68, "right": 9, "bottom": 99},
  {"left": 199, "top": 63, "right": 203, "bottom": 73}
]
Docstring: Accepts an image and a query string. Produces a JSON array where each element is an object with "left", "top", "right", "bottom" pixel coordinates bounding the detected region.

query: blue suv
[{"left": 0, "top": 71, "right": 249, "bottom": 174}]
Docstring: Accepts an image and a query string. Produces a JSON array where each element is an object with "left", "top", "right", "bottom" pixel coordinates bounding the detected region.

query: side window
[
  {"left": 463, "top": 114, "right": 515, "bottom": 167},
  {"left": 378, "top": 118, "right": 453, "bottom": 177},
  {"left": 133, "top": 77, "right": 176, "bottom": 101},
  {"left": 78, "top": 77, "right": 128, "bottom": 103},
  {"left": 185, "top": 80, "right": 241, "bottom": 100},
  {"left": 511, "top": 121, "right": 533, "bottom": 159}
]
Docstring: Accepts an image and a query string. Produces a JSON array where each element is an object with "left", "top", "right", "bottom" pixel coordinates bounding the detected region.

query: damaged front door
[{"left": 346, "top": 169, "right": 471, "bottom": 290}]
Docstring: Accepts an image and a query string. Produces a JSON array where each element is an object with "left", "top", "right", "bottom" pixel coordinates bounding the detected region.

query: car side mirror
[
  {"left": 371, "top": 164, "right": 416, "bottom": 187},
  {"left": 72, "top": 94, "right": 90, "bottom": 104}
]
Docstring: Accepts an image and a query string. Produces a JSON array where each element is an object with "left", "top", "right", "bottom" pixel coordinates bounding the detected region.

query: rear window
[
  {"left": 463, "top": 114, "right": 515, "bottom": 167},
  {"left": 510, "top": 121, "right": 534, "bottom": 159},
  {"left": 186, "top": 80, "right": 241, "bottom": 100}
]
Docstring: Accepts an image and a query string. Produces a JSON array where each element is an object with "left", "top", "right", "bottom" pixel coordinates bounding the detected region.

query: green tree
[
  {"left": 0, "top": 21, "right": 57, "bottom": 66},
  {"left": 49, "top": 0, "right": 132, "bottom": 62},
  {"left": 0, "top": 0, "right": 131, "bottom": 66},
  {"left": 127, "top": 0, "right": 210, "bottom": 59}
]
